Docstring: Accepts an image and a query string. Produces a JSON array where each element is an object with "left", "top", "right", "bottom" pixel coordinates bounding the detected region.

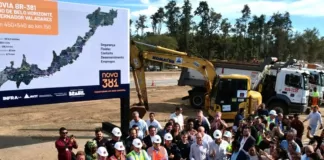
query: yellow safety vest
[
  {"left": 312, "top": 91, "right": 319, "bottom": 97},
  {"left": 126, "top": 150, "right": 145, "bottom": 160}
]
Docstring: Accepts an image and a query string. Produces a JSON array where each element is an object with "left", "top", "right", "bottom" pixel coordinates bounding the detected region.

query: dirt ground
[{"left": 0, "top": 85, "right": 323, "bottom": 160}]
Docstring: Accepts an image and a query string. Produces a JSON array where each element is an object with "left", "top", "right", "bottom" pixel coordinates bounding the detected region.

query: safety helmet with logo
[
  {"left": 213, "top": 130, "right": 222, "bottom": 139},
  {"left": 132, "top": 138, "right": 143, "bottom": 148},
  {"left": 114, "top": 142, "right": 125, "bottom": 151},
  {"left": 153, "top": 135, "right": 162, "bottom": 144},
  {"left": 112, "top": 127, "right": 122, "bottom": 137},
  {"left": 97, "top": 146, "right": 109, "bottom": 157},
  {"left": 164, "top": 133, "right": 173, "bottom": 141}
]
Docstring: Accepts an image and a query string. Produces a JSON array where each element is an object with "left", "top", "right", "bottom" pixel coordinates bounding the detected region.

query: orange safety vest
[{"left": 147, "top": 146, "right": 166, "bottom": 160}]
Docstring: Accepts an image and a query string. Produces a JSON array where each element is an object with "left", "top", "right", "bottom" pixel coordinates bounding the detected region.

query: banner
[{"left": 0, "top": 1, "right": 130, "bottom": 107}]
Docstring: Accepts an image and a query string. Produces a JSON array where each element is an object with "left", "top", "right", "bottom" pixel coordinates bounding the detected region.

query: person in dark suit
[
  {"left": 240, "top": 126, "right": 256, "bottom": 153},
  {"left": 143, "top": 125, "right": 156, "bottom": 149},
  {"left": 230, "top": 140, "right": 249, "bottom": 160}
]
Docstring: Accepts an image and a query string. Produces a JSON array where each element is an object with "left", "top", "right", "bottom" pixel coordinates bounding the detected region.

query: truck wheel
[
  {"left": 189, "top": 92, "right": 205, "bottom": 109},
  {"left": 268, "top": 101, "right": 288, "bottom": 115}
]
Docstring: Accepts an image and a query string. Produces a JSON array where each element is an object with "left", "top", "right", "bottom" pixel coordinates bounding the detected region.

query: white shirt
[
  {"left": 193, "top": 134, "right": 214, "bottom": 144},
  {"left": 189, "top": 142, "right": 209, "bottom": 160},
  {"left": 146, "top": 119, "right": 163, "bottom": 130},
  {"left": 240, "top": 136, "right": 249, "bottom": 152},
  {"left": 170, "top": 112, "right": 184, "bottom": 129},
  {"left": 305, "top": 111, "right": 322, "bottom": 126},
  {"left": 208, "top": 140, "right": 229, "bottom": 160}
]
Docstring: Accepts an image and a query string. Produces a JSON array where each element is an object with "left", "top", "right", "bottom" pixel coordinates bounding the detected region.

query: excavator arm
[{"left": 130, "top": 40, "right": 217, "bottom": 111}]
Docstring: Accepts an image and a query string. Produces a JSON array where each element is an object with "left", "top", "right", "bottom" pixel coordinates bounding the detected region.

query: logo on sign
[
  {"left": 3, "top": 96, "right": 21, "bottom": 101},
  {"left": 284, "top": 87, "right": 299, "bottom": 92},
  {"left": 100, "top": 70, "right": 121, "bottom": 89},
  {"left": 39, "top": 94, "right": 53, "bottom": 98},
  {"left": 54, "top": 93, "right": 67, "bottom": 97},
  {"left": 24, "top": 94, "right": 38, "bottom": 99},
  {"left": 152, "top": 56, "right": 174, "bottom": 63},
  {"left": 175, "top": 57, "right": 183, "bottom": 64},
  {"left": 69, "top": 90, "right": 85, "bottom": 97}
]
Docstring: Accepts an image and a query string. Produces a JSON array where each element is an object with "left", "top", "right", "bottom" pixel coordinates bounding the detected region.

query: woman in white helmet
[
  {"left": 109, "top": 142, "right": 126, "bottom": 160},
  {"left": 97, "top": 146, "right": 108, "bottom": 160}
]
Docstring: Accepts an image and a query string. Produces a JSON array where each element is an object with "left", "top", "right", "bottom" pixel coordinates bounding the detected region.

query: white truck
[{"left": 178, "top": 58, "right": 310, "bottom": 114}]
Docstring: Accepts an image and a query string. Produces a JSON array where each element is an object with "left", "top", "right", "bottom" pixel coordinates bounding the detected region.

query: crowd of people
[{"left": 55, "top": 105, "right": 324, "bottom": 160}]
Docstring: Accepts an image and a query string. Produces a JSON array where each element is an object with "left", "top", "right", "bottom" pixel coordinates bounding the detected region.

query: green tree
[
  {"left": 135, "top": 15, "right": 148, "bottom": 36},
  {"left": 164, "top": 0, "right": 181, "bottom": 36},
  {"left": 150, "top": 13, "right": 158, "bottom": 34},
  {"left": 156, "top": 7, "right": 165, "bottom": 35},
  {"left": 178, "top": 0, "right": 193, "bottom": 52}
]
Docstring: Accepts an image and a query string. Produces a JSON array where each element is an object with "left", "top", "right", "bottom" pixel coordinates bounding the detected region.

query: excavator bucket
[{"left": 130, "top": 105, "right": 147, "bottom": 119}]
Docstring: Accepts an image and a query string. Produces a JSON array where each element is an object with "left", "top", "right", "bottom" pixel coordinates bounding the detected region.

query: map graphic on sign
[
  {"left": 0, "top": 1, "right": 129, "bottom": 108},
  {"left": 0, "top": 7, "right": 117, "bottom": 89}
]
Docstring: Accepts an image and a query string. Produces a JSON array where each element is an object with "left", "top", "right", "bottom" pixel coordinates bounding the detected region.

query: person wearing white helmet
[
  {"left": 107, "top": 127, "right": 123, "bottom": 158},
  {"left": 267, "top": 110, "right": 279, "bottom": 128},
  {"left": 147, "top": 135, "right": 168, "bottom": 160},
  {"left": 223, "top": 131, "right": 233, "bottom": 156},
  {"left": 164, "top": 133, "right": 182, "bottom": 159},
  {"left": 209, "top": 130, "right": 229, "bottom": 160},
  {"left": 97, "top": 146, "right": 109, "bottom": 160},
  {"left": 109, "top": 142, "right": 126, "bottom": 160},
  {"left": 126, "top": 138, "right": 150, "bottom": 160}
]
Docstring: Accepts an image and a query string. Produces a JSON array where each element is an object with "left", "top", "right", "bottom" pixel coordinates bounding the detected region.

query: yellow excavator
[{"left": 130, "top": 40, "right": 262, "bottom": 119}]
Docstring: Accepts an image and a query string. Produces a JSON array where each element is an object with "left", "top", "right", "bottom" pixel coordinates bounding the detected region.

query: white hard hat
[
  {"left": 269, "top": 110, "right": 277, "bottom": 116},
  {"left": 132, "top": 138, "right": 143, "bottom": 148},
  {"left": 97, "top": 146, "right": 108, "bottom": 156},
  {"left": 112, "top": 127, "right": 122, "bottom": 137},
  {"left": 153, "top": 135, "right": 162, "bottom": 143},
  {"left": 164, "top": 133, "right": 173, "bottom": 141},
  {"left": 114, "top": 142, "right": 125, "bottom": 151},
  {"left": 223, "top": 131, "right": 232, "bottom": 138},
  {"left": 213, "top": 130, "right": 222, "bottom": 139}
]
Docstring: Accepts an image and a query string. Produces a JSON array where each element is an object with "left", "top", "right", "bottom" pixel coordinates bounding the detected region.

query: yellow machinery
[{"left": 130, "top": 40, "right": 262, "bottom": 119}]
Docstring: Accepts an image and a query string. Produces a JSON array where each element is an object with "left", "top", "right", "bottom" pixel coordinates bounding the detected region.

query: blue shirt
[{"left": 280, "top": 140, "right": 301, "bottom": 153}]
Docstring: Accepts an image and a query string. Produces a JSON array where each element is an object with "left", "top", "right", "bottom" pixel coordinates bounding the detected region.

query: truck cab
[
  {"left": 301, "top": 68, "right": 324, "bottom": 105},
  {"left": 262, "top": 67, "right": 309, "bottom": 114}
]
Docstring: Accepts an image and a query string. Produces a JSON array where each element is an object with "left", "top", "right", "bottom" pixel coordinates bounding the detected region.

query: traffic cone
[{"left": 151, "top": 80, "right": 155, "bottom": 86}]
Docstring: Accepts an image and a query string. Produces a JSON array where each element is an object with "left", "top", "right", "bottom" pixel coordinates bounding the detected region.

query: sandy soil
[
  {"left": 0, "top": 85, "right": 323, "bottom": 160},
  {"left": 0, "top": 85, "right": 195, "bottom": 160}
]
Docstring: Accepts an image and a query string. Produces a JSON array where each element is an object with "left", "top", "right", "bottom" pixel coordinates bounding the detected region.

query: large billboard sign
[{"left": 0, "top": 0, "right": 130, "bottom": 108}]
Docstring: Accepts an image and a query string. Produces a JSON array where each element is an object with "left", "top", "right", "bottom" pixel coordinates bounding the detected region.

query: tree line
[{"left": 130, "top": 0, "right": 324, "bottom": 62}]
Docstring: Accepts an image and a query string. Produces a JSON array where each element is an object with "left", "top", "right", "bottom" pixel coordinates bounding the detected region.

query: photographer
[{"left": 55, "top": 127, "right": 78, "bottom": 160}]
